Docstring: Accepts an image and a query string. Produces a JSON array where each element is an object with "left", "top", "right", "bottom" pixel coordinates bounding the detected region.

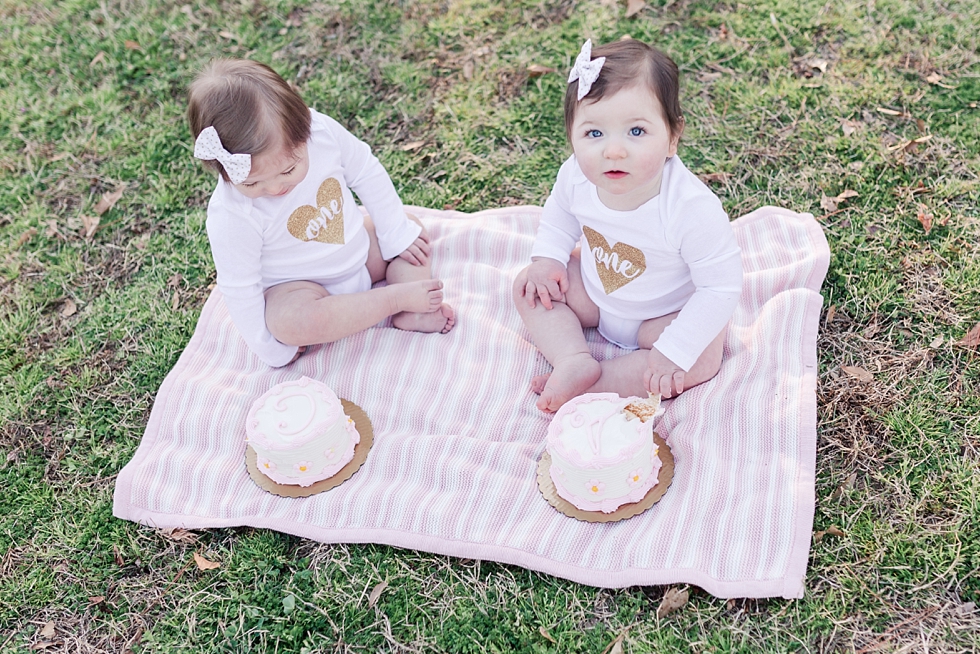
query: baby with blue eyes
[{"left": 514, "top": 39, "right": 744, "bottom": 413}]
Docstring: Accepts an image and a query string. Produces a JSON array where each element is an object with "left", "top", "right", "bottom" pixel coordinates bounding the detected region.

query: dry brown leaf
[
  {"left": 171, "top": 290, "right": 180, "bottom": 311},
  {"left": 193, "top": 551, "right": 220, "bottom": 571},
  {"left": 538, "top": 626, "right": 556, "bottom": 644},
  {"left": 89, "top": 51, "right": 107, "bottom": 67},
  {"left": 158, "top": 527, "right": 199, "bottom": 544},
  {"left": 814, "top": 525, "right": 845, "bottom": 542},
  {"left": 29, "top": 641, "right": 56, "bottom": 651},
  {"left": 81, "top": 215, "right": 100, "bottom": 239},
  {"left": 916, "top": 204, "right": 933, "bottom": 235},
  {"left": 820, "top": 195, "right": 838, "bottom": 212},
  {"left": 16, "top": 227, "right": 37, "bottom": 248},
  {"left": 956, "top": 323, "right": 980, "bottom": 348},
  {"left": 625, "top": 0, "right": 646, "bottom": 17},
  {"left": 929, "top": 335, "right": 943, "bottom": 348},
  {"left": 218, "top": 30, "right": 237, "bottom": 40},
  {"left": 825, "top": 304, "right": 836, "bottom": 325},
  {"left": 44, "top": 220, "right": 63, "bottom": 239},
  {"left": 113, "top": 544, "right": 125, "bottom": 567},
  {"left": 841, "top": 120, "right": 860, "bottom": 137},
  {"left": 841, "top": 365, "right": 873, "bottom": 383},
  {"left": 876, "top": 106, "right": 910, "bottom": 118},
  {"left": 40, "top": 622, "right": 56, "bottom": 639},
  {"left": 699, "top": 172, "right": 730, "bottom": 184},
  {"left": 600, "top": 630, "right": 626, "bottom": 654},
  {"left": 656, "top": 586, "right": 689, "bottom": 618},
  {"left": 367, "top": 580, "right": 388, "bottom": 608},
  {"left": 60, "top": 299, "right": 78, "bottom": 318},
  {"left": 809, "top": 57, "right": 828, "bottom": 73},
  {"left": 925, "top": 72, "right": 943, "bottom": 85},
  {"left": 87, "top": 596, "right": 105, "bottom": 605},
  {"left": 462, "top": 60, "right": 474, "bottom": 80},
  {"left": 527, "top": 64, "right": 555, "bottom": 78},
  {"left": 837, "top": 189, "right": 858, "bottom": 200},
  {"left": 698, "top": 71, "right": 723, "bottom": 82},
  {"left": 124, "top": 40, "right": 141, "bottom": 50},
  {"left": 94, "top": 187, "right": 125, "bottom": 215},
  {"left": 399, "top": 141, "right": 425, "bottom": 152}
]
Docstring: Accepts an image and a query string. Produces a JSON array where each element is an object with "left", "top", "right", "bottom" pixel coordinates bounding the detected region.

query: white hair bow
[
  {"left": 193, "top": 126, "right": 252, "bottom": 185},
  {"left": 567, "top": 39, "right": 606, "bottom": 101}
]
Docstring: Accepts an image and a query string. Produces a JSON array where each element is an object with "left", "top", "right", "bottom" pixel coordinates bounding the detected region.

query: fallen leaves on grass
[
  {"left": 925, "top": 72, "right": 955, "bottom": 88},
  {"left": 956, "top": 323, "right": 980, "bottom": 348},
  {"left": 656, "top": 586, "right": 689, "bottom": 618},
  {"left": 89, "top": 51, "right": 106, "bottom": 67},
  {"left": 39, "top": 622, "right": 55, "bottom": 639},
  {"left": 81, "top": 215, "right": 100, "bottom": 239},
  {"left": 113, "top": 544, "right": 125, "bottom": 567},
  {"left": 814, "top": 525, "right": 845, "bottom": 542},
  {"left": 367, "top": 580, "right": 388, "bottom": 607},
  {"left": 538, "top": 626, "right": 557, "bottom": 644},
  {"left": 124, "top": 40, "right": 141, "bottom": 50},
  {"left": 193, "top": 552, "right": 220, "bottom": 571},
  {"left": 841, "top": 119, "right": 860, "bottom": 137},
  {"left": 841, "top": 365, "right": 873, "bottom": 383},
  {"left": 527, "top": 64, "right": 555, "bottom": 77},
  {"left": 600, "top": 630, "right": 626, "bottom": 654},
  {"left": 94, "top": 186, "right": 125, "bottom": 215},
  {"left": 625, "top": 0, "right": 645, "bottom": 17},
  {"left": 16, "top": 228, "right": 37, "bottom": 248},
  {"left": 44, "top": 220, "right": 63, "bottom": 239},
  {"left": 888, "top": 133, "right": 933, "bottom": 154},
  {"left": 916, "top": 204, "right": 934, "bottom": 235},
  {"left": 399, "top": 141, "right": 425, "bottom": 152},
  {"left": 157, "top": 527, "right": 199, "bottom": 544},
  {"left": 699, "top": 172, "right": 730, "bottom": 184},
  {"left": 820, "top": 189, "right": 858, "bottom": 212},
  {"left": 60, "top": 299, "right": 77, "bottom": 318},
  {"left": 877, "top": 106, "right": 912, "bottom": 119}
]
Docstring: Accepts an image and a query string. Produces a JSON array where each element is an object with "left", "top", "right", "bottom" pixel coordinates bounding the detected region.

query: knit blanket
[{"left": 113, "top": 205, "right": 828, "bottom": 599}]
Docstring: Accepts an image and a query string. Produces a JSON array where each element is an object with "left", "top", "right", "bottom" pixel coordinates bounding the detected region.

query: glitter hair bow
[
  {"left": 193, "top": 126, "right": 252, "bottom": 185},
  {"left": 567, "top": 39, "right": 606, "bottom": 101}
]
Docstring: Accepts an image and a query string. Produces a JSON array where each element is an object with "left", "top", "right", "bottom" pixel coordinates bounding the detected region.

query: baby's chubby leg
[
  {"left": 367, "top": 214, "right": 455, "bottom": 334},
  {"left": 587, "top": 313, "right": 728, "bottom": 398},
  {"left": 514, "top": 249, "right": 601, "bottom": 413}
]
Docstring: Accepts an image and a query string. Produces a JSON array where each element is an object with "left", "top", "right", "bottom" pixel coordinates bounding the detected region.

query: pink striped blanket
[{"left": 113, "top": 205, "right": 828, "bottom": 599}]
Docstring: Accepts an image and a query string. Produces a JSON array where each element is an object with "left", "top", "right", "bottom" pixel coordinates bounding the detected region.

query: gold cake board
[
  {"left": 245, "top": 399, "right": 373, "bottom": 498},
  {"left": 537, "top": 433, "right": 674, "bottom": 523}
]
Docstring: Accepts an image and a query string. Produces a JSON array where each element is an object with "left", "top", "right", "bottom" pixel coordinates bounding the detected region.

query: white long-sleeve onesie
[
  {"left": 206, "top": 110, "right": 421, "bottom": 367},
  {"left": 530, "top": 155, "right": 743, "bottom": 371}
]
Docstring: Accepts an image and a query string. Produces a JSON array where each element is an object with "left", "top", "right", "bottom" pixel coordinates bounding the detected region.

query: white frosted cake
[
  {"left": 246, "top": 377, "right": 359, "bottom": 487},
  {"left": 547, "top": 393, "right": 663, "bottom": 513}
]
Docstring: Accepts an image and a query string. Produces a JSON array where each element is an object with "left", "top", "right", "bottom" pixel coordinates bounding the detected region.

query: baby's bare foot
[
  {"left": 393, "top": 303, "right": 455, "bottom": 334},
  {"left": 392, "top": 278, "right": 444, "bottom": 314},
  {"left": 535, "top": 353, "right": 600, "bottom": 413}
]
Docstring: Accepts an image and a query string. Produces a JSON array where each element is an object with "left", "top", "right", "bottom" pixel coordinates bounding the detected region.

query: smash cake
[
  {"left": 546, "top": 393, "right": 665, "bottom": 514},
  {"left": 246, "top": 377, "right": 360, "bottom": 487}
]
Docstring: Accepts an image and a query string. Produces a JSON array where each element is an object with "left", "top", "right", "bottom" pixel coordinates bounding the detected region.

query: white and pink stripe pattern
[{"left": 113, "top": 205, "right": 827, "bottom": 599}]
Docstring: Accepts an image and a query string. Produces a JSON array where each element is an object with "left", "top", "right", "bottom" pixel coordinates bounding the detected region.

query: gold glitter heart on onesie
[
  {"left": 286, "top": 177, "right": 346, "bottom": 244},
  {"left": 582, "top": 225, "right": 646, "bottom": 294}
]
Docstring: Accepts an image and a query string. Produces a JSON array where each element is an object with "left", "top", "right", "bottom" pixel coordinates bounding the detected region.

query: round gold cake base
[
  {"left": 245, "top": 399, "right": 373, "bottom": 498},
  {"left": 537, "top": 433, "right": 674, "bottom": 523}
]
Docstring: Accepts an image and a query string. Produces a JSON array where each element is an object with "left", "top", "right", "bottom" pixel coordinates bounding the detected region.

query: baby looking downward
[
  {"left": 515, "top": 39, "right": 743, "bottom": 412},
  {"left": 188, "top": 59, "right": 454, "bottom": 367}
]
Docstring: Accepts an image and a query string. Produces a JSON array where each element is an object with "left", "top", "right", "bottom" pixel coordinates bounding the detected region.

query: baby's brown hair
[
  {"left": 564, "top": 40, "right": 684, "bottom": 142},
  {"left": 188, "top": 59, "right": 311, "bottom": 182}
]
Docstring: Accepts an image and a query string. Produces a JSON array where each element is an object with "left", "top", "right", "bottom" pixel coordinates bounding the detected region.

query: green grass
[{"left": 2, "top": 0, "right": 979, "bottom": 651}]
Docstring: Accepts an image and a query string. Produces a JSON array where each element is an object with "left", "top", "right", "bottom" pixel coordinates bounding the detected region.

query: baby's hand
[
  {"left": 397, "top": 234, "right": 431, "bottom": 266},
  {"left": 644, "top": 347, "right": 685, "bottom": 398},
  {"left": 521, "top": 257, "right": 568, "bottom": 310}
]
